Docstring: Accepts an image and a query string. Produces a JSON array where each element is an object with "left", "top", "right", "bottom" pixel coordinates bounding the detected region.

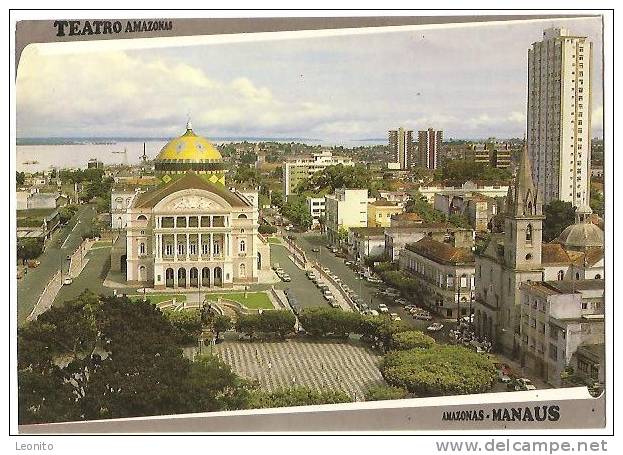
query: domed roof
[
  {"left": 555, "top": 205, "right": 604, "bottom": 250},
  {"left": 156, "top": 120, "right": 222, "bottom": 162}
]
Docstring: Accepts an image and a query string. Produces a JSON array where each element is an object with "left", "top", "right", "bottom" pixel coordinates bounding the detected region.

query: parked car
[
  {"left": 330, "top": 301, "right": 341, "bottom": 309},
  {"left": 427, "top": 322, "right": 444, "bottom": 332},
  {"left": 413, "top": 311, "right": 433, "bottom": 321},
  {"left": 323, "top": 290, "right": 334, "bottom": 301},
  {"left": 369, "top": 309, "right": 380, "bottom": 316},
  {"left": 281, "top": 274, "right": 291, "bottom": 282},
  {"left": 514, "top": 378, "right": 537, "bottom": 391},
  {"left": 396, "top": 298, "right": 408, "bottom": 306},
  {"left": 63, "top": 277, "right": 73, "bottom": 285},
  {"left": 311, "top": 247, "right": 320, "bottom": 252}
]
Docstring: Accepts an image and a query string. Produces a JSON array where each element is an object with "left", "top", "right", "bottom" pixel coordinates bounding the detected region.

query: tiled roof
[
  {"left": 541, "top": 243, "right": 572, "bottom": 265},
  {"left": 406, "top": 236, "right": 474, "bottom": 265},
  {"left": 133, "top": 172, "right": 249, "bottom": 209}
]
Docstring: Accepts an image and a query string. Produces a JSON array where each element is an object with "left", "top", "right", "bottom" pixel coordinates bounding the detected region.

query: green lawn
[
  {"left": 129, "top": 293, "right": 187, "bottom": 304},
  {"left": 266, "top": 236, "right": 281, "bottom": 244},
  {"left": 205, "top": 292, "right": 274, "bottom": 309}
]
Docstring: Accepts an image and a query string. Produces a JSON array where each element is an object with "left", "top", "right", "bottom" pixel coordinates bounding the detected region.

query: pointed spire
[
  {"left": 186, "top": 114, "right": 193, "bottom": 132},
  {"left": 508, "top": 138, "right": 542, "bottom": 217}
]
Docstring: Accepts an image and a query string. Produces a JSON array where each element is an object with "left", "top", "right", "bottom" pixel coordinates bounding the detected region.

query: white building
[
  {"left": 418, "top": 180, "right": 509, "bottom": 204},
  {"left": 527, "top": 27, "right": 592, "bottom": 206},
  {"left": 324, "top": 188, "right": 369, "bottom": 244},
  {"left": 519, "top": 279, "right": 604, "bottom": 386},
  {"left": 112, "top": 122, "right": 271, "bottom": 288},
  {"left": 306, "top": 196, "right": 326, "bottom": 224},
  {"left": 282, "top": 150, "right": 354, "bottom": 197}
]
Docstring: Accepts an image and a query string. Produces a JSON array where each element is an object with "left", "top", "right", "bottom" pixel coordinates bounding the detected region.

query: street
[
  {"left": 292, "top": 232, "right": 458, "bottom": 340},
  {"left": 269, "top": 243, "right": 332, "bottom": 311},
  {"left": 17, "top": 205, "right": 97, "bottom": 324}
]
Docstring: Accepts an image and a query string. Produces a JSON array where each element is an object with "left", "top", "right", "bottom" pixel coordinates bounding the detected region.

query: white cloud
[{"left": 16, "top": 47, "right": 338, "bottom": 138}]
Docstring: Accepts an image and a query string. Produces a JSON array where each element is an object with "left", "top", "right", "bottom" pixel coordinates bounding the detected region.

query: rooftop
[
  {"left": 405, "top": 236, "right": 474, "bottom": 265},
  {"left": 133, "top": 172, "right": 249, "bottom": 209},
  {"left": 522, "top": 279, "right": 604, "bottom": 296},
  {"left": 350, "top": 227, "right": 386, "bottom": 238}
]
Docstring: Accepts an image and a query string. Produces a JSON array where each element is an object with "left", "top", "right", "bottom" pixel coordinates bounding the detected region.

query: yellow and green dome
[
  {"left": 154, "top": 120, "right": 226, "bottom": 185},
  {"left": 156, "top": 124, "right": 222, "bottom": 162}
]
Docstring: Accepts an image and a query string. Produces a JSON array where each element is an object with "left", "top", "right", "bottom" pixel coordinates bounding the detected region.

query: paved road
[
  {"left": 269, "top": 243, "right": 331, "bottom": 310},
  {"left": 17, "top": 205, "right": 97, "bottom": 324},
  {"left": 293, "top": 233, "right": 458, "bottom": 340}
]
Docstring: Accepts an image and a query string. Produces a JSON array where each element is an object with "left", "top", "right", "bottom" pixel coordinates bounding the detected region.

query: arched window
[
  {"left": 239, "top": 263, "right": 247, "bottom": 277},
  {"left": 557, "top": 270, "right": 564, "bottom": 281},
  {"left": 139, "top": 242, "right": 145, "bottom": 255},
  {"left": 137, "top": 215, "right": 147, "bottom": 221},
  {"left": 238, "top": 214, "right": 248, "bottom": 219},
  {"left": 526, "top": 224, "right": 533, "bottom": 242},
  {"left": 239, "top": 239, "right": 246, "bottom": 253},
  {"left": 525, "top": 253, "right": 533, "bottom": 260},
  {"left": 575, "top": 272, "right": 580, "bottom": 280}
]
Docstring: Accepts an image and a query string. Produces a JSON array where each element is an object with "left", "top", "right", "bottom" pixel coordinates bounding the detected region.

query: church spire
[{"left": 508, "top": 140, "right": 542, "bottom": 217}]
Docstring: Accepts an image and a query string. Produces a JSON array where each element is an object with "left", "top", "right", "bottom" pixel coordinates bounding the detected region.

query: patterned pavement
[{"left": 213, "top": 339, "right": 386, "bottom": 400}]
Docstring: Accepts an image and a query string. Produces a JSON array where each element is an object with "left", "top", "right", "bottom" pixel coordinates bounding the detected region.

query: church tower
[{"left": 504, "top": 143, "right": 545, "bottom": 270}]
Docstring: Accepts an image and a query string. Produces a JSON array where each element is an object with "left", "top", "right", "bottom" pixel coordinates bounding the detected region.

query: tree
[
  {"left": 434, "top": 159, "right": 511, "bottom": 183},
  {"left": 271, "top": 190, "right": 284, "bottom": 208},
  {"left": 298, "top": 307, "right": 362, "bottom": 338},
  {"left": 16, "top": 171, "right": 25, "bottom": 185},
  {"left": 58, "top": 205, "right": 78, "bottom": 225},
  {"left": 543, "top": 200, "right": 575, "bottom": 242},
  {"left": 358, "top": 315, "right": 411, "bottom": 351},
  {"left": 17, "top": 238, "right": 44, "bottom": 263},
  {"left": 257, "top": 310, "right": 296, "bottom": 339},
  {"left": 281, "top": 195, "right": 312, "bottom": 230},
  {"left": 380, "top": 345, "right": 496, "bottom": 396},
  {"left": 295, "top": 164, "right": 372, "bottom": 194},
  {"left": 364, "top": 385, "right": 408, "bottom": 401},
  {"left": 18, "top": 292, "right": 253, "bottom": 424},
  {"left": 391, "top": 330, "right": 436, "bottom": 350},
  {"left": 448, "top": 213, "right": 472, "bottom": 229},
  {"left": 212, "top": 315, "right": 232, "bottom": 340},
  {"left": 247, "top": 387, "right": 352, "bottom": 409},
  {"left": 164, "top": 309, "right": 202, "bottom": 345},
  {"left": 590, "top": 187, "right": 605, "bottom": 218},
  {"left": 235, "top": 314, "right": 260, "bottom": 340},
  {"left": 404, "top": 191, "right": 446, "bottom": 223}
]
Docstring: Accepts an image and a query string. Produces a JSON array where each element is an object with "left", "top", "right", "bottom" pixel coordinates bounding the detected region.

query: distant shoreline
[{"left": 16, "top": 137, "right": 325, "bottom": 146}]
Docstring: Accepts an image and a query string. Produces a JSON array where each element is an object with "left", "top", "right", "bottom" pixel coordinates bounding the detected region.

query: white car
[
  {"left": 63, "top": 277, "right": 73, "bottom": 285},
  {"left": 427, "top": 322, "right": 444, "bottom": 332},
  {"left": 390, "top": 313, "right": 402, "bottom": 321}
]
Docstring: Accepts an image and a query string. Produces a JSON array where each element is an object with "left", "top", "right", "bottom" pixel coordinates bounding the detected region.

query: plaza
[{"left": 213, "top": 339, "right": 385, "bottom": 399}]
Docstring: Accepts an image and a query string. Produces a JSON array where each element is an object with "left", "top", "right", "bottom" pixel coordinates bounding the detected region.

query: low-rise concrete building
[
  {"left": 384, "top": 223, "right": 474, "bottom": 262},
  {"left": 399, "top": 236, "right": 476, "bottom": 319},
  {"left": 325, "top": 188, "right": 369, "bottom": 244},
  {"left": 519, "top": 280, "right": 604, "bottom": 386},
  {"left": 348, "top": 227, "right": 386, "bottom": 260},
  {"left": 418, "top": 180, "right": 509, "bottom": 204},
  {"left": 367, "top": 199, "right": 404, "bottom": 228}
]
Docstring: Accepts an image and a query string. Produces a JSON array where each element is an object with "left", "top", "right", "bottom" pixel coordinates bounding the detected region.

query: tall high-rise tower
[
  {"left": 527, "top": 27, "right": 592, "bottom": 206},
  {"left": 388, "top": 127, "right": 414, "bottom": 170},
  {"left": 417, "top": 128, "right": 443, "bottom": 169}
]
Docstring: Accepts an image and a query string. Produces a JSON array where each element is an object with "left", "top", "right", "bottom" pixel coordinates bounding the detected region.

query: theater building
[{"left": 115, "top": 120, "right": 271, "bottom": 289}]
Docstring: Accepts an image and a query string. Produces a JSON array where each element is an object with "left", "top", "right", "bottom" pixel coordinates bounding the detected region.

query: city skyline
[{"left": 17, "top": 17, "right": 603, "bottom": 141}]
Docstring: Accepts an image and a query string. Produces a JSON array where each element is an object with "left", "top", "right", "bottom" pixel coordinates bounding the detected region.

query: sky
[{"left": 16, "top": 16, "right": 603, "bottom": 141}]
